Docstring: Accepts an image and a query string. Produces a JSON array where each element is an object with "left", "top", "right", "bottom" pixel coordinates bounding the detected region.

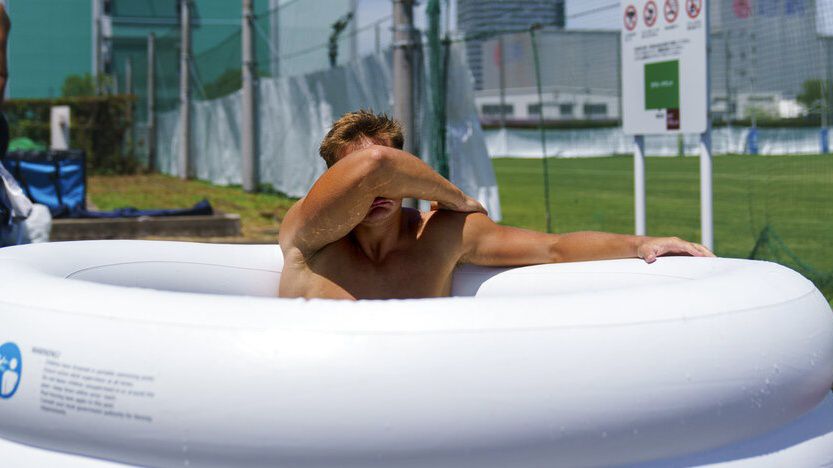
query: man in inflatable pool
[{"left": 279, "top": 110, "right": 714, "bottom": 299}]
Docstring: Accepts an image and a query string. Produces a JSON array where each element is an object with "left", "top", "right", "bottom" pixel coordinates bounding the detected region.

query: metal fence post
[
  {"left": 242, "top": 0, "right": 258, "bottom": 192},
  {"left": 179, "top": 0, "right": 191, "bottom": 180},
  {"left": 147, "top": 33, "right": 156, "bottom": 172}
]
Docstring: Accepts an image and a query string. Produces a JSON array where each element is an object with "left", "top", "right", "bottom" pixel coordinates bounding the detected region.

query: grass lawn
[
  {"left": 88, "top": 174, "right": 295, "bottom": 242},
  {"left": 493, "top": 154, "right": 833, "bottom": 301},
  {"left": 89, "top": 154, "right": 832, "bottom": 301}
]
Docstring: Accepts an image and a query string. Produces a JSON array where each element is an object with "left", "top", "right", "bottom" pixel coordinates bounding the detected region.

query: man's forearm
[
  {"left": 549, "top": 231, "right": 641, "bottom": 263},
  {"left": 372, "top": 146, "right": 468, "bottom": 207}
]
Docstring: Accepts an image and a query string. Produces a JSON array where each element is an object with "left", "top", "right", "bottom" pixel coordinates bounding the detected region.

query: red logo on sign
[
  {"left": 644, "top": 1, "right": 658, "bottom": 27},
  {"left": 686, "top": 0, "right": 702, "bottom": 19},
  {"left": 664, "top": 0, "right": 679, "bottom": 23},
  {"left": 624, "top": 4, "right": 638, "bottom": 31},
  {"left": 733, "top": 0, "right": 751, "bottom": 18}
]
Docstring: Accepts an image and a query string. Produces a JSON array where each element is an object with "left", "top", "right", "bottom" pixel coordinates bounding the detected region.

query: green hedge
[{"left": 4, "top": 95, "right": 139, "bottom": 174}]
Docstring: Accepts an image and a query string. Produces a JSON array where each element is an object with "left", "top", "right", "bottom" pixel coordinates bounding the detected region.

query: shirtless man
[{"left": 279, "top": 110, "right": 713, "bottom": 300}]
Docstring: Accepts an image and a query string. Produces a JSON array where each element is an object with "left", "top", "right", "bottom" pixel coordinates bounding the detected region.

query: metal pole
[
  {"left": 179, "top": 0, "right": 191, "bottom": 180},
  {"left": 393, "top": 0, "right": 416, "bottom": 207},
  {"left": 723, "top": 29, "right": 732, "bottom": 152},
  {"left": 530, "top": 26, "right": 553, "bottom": 234},
  {"left": 125, "top": 59, "right": 132, "bottom": 96},
  {"left": 498, "top": 35, "right": 507, "bottom": 128},
  {"left": 350, "top": 0, "right": 359, "bottom": 61},
  {"left": 125, "top": 58, "right": 134, "bottom": 158},
  {"left": 393, "top": 0, "right": 415, "bottom": 153},
  {"left": 633, "top": 135, "right": 646, "bottom": 235},
  {"left": 242, "top": 0, "right": 258, "bottom": 192},
  {"left": 444, "top": 0, "right": 451, "bottom": 36},
  {"left": 823, "top": 37, "right": 831, "bottom": 154},
  {"left": 147, "top": 33, "right": 157, "bottom": 172},
  {"left": 700, "top": 0, "right": 714, "bottom": 250},
  {"left": 269, "top": 0, "right": 281, "bottom": 77},
  {"left": 92, "top": 0, "right": 100, "bottom": 82},
  {"left": 375, "top": 22, "right": 381, "bottom": 55}
]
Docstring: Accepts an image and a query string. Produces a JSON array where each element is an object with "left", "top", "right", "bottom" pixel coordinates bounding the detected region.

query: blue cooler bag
[{"left": 1, "top": 150, "right": 86, "bottom": 217}]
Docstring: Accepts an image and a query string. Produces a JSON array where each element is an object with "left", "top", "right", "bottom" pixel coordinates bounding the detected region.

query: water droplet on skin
[
  {"left": 601, "top": 431, "right": 608, "bottom": 439},
  {"left": 632, "top": 428, "right": 639, "bottom": 435}
]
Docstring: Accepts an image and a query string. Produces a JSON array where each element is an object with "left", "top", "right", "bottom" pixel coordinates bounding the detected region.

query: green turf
[{"left": 492, "top": 154, "right": 833, "bottom": 302}]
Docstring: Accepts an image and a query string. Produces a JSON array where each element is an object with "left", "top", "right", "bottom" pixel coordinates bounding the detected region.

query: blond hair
[{"left": 319, "top": 109, "right": 404, "bottom": 167}]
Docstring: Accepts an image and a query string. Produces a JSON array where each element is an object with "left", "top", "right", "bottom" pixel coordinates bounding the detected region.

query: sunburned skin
[{"left": 278, "top": 135, "right": 714, "bottom": 300}]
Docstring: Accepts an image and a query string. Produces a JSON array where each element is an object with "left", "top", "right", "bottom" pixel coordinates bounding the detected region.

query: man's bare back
[{"left": 278, "top": 111, "right": 713, "bottom": 300}]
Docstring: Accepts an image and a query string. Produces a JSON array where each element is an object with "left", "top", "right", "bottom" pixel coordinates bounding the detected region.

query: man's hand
[
  {"left": 636, "top": 237, "right": 715, "bottom": 263},
  {"left": 431, "top": 194, "right": 487, "bottom": 215}
]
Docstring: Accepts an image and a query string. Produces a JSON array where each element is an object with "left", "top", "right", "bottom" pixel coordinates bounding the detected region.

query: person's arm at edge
[
  {"left": 458, "top": 212, "right": 714, "bottom": 266},
  {"left": 279, "top": 145, "right": 485, "bottom": 256},
  {"left": 0, "top": 5, "right": 10, "bottom": 105}
]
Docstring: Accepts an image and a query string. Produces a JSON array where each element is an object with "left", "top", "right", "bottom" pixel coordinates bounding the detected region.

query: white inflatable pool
[{"left": 0, "top": 240, "right": 831, "bottom": 467}]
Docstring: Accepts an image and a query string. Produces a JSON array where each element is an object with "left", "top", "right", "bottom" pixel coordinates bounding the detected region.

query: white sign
[
  {"left": 621, "top": 0, "right": 708, "bottom": 135},
  {"left": 50, "top": 106, "right": 71, "bottom": 150}
]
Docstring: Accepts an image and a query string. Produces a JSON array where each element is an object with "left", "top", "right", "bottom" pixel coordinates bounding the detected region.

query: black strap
[
  {"left": 10, "top": 153, "right": 34, "bottom": 202},
  {"left": 52, "top": 153, "right": 64, "bottom": 208}
]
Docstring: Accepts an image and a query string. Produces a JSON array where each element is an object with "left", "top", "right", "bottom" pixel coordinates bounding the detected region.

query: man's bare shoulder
[
  {"left": 416, "top": 209, "right": 496, "bottom": 254},
  {"left": 419, "top": 209, "right": 493, "bottom": 234}
]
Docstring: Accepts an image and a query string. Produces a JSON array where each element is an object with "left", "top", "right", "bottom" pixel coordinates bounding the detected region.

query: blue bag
[{"left": 1, "top": 150, "right": 86, "bottom": 217}]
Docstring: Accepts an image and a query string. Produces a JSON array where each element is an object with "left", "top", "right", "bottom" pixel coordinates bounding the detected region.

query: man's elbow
[{"left": 360, "top": 145, "right": 394, "bottom": 179}]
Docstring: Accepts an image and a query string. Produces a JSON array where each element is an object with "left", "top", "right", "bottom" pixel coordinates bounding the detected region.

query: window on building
[
  {"left": 583, "top": 103, "right": 608, "bottom": 118},
  {"left": 481, "top": 104, "right": 514, "bottom": 116},
  {"left": 559, "top": 103, "right": 574, "bottom": 117}
]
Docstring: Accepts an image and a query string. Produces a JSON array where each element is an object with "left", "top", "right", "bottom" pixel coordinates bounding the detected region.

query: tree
[
  {"left": 61, "top": 74, "right": 95, "bottom": 97},
  {"left": 61, "top": 73, "right": 115, "bottom": 97},
  {"left": 202, "top": 68, "right": 241, "bottom": 100},
  {"left": 796, "top": 79, "right": 829, "bottom": 114}
]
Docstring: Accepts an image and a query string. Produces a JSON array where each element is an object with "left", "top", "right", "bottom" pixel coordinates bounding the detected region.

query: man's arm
[
  {"left": 279, "top": 145, "right": 484, "bottom": 255},
  {"left": 459, "top": 212, "right": 713, "bottom": 266}
]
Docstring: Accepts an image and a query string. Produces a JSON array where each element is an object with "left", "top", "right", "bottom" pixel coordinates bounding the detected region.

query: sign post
[{"left": 620, "top": 0, "right": 711, "bottom": 249}]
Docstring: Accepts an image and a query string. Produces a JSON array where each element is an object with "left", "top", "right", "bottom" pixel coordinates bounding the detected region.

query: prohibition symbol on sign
[
  {"left": 664, "top": 0, "right": 679, "bottom": 23},
  {"left": 686, "top": 0, "right": 702, "bottom": 19},
  {"left": 624, "top": 5, "right": 638, "bottom": 31},
  {"left": 644, "top": 1, "right": 658, "bottom": 27}
]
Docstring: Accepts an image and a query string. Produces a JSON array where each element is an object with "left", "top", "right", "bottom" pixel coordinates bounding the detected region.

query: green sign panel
[{"left": 644, "top": 60, "right": 679, "bottom": 110}]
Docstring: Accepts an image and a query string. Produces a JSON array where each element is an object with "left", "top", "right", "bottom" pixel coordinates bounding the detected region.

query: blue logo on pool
[{"left": 0, "top": 342, "right": 22, "bottom": 399}]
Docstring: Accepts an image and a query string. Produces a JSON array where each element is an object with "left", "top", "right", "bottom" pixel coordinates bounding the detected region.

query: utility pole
[
  {"left": 242, "top": 0, "right": 258, "bottom": 192},
  {"left": 179, "top": 0, "right": 191, "bottom": 179},
  {"left": 147, "top": 33, "right": 156, "bottom": 172}
]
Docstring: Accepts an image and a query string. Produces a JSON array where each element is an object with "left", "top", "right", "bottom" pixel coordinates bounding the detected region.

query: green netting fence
[{"left": 102, "top": 0, "right": 832, "bottom": 302}]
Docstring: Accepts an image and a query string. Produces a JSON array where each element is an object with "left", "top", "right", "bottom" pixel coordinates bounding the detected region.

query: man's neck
[{"left": 351, "top": 209, "right": 409, "bottom": 263}]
